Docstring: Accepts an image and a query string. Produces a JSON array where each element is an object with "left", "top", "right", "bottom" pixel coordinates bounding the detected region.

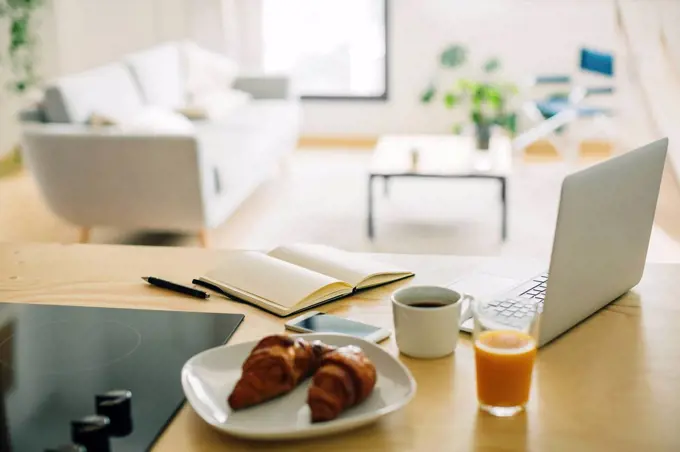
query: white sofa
[{"left": 21, "top": 43, "right": 301, "bottom": 246}]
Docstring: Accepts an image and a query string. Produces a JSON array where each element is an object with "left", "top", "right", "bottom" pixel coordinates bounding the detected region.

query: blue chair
[
  {"left": 581, "top": 48, "right": 614, "bottom": 77},
  {"left": 514, "top": 48, "right": 615, "bottom": 152},
  {"left": 535, "top": 48, "right": 615, "bottom": 121}
]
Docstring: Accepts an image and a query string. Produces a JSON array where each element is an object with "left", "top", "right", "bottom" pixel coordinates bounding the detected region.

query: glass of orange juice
[{"left": 472, "top": 298, "right": 539, "bottom": 417}]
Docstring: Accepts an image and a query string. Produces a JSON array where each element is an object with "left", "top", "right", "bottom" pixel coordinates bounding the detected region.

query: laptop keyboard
[
  {"left": 518, "top": 273, "right": 548, "bottom": 301},
  {"left": 485, "top": 273, "right": 549, "bottom": 323}
]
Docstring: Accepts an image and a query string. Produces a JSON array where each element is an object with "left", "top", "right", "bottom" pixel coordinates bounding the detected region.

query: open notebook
[{"left": 199, "top": 244, "right": 414, "bottom": 316}]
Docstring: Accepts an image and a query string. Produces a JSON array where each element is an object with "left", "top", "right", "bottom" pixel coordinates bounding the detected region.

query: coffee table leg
[
  {"left": 500, "top": 178, "right": 508, "bottom": 241},
  {"left": 368, "top": 175, "right": 375, "bottom": 239}
]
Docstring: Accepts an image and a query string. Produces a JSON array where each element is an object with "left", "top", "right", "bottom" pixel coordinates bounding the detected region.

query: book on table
[{"left": 199, "top": 244, "right": 414, "bottom": 316}]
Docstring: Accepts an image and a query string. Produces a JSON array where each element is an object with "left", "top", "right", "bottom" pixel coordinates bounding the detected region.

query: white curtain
[
  {"left": 659, "top": 2, "right": 680, "bottom": 77},
  {"left": 616, "top": 0, "right": 680, "bottom": 177},
  {"left": 186, "top": 0, "right": 263, "bottom": 70}
]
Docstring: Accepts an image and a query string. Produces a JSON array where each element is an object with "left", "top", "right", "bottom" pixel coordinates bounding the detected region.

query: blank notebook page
[
  {"left": 203, "top": 251, "right": 343, "bottom": 308},
  {"left": 269, "top": 244, "right": 408, "bottom": 287}
]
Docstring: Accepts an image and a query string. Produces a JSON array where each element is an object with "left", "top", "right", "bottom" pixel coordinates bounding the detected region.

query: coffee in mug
[
  {"left": 409, "top": 302, "right": 448, "bottom": 308},
  {"left": 391, "top": 286, "right": 472, "bottom": 359}
]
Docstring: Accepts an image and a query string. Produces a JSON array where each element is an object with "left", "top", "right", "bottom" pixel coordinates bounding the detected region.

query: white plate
[{"left": 181, "top": 333, "right": 416, "bottom": 440}]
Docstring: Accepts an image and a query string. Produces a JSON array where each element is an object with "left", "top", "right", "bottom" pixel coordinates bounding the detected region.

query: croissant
[
  {"left": 307, "top": 345, "right": 377, "bottom": 422},
  {"left": 228, "top": 335, "right": 335, "bottom": 410}
]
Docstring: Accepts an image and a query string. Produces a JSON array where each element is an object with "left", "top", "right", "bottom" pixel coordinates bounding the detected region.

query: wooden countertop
[{"left": 1, "top": 243, "right": 679, "bottom": 451}]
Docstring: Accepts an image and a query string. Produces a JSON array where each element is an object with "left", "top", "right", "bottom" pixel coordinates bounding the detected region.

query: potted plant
[
  {"left": 0, "top": 0, "right": 43, "bottom": 93},
  {"left": 421, "top": 45, "right": 517, "bottom": 150},
  {"left": 0, "top": 0, "right": 44, "bottom": 174}
]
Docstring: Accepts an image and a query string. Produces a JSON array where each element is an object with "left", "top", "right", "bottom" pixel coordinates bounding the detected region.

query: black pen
[
  {"left": 142, "top": 277, "right": 210, "bottom": 300},
  {"left": 192, "top": 278, "right": 238, "bottom": 301}
]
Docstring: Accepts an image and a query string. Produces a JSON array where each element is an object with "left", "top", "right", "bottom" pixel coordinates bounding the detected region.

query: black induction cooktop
[{"left": 0, "top": 303, "right": 244, "bottom": 451}]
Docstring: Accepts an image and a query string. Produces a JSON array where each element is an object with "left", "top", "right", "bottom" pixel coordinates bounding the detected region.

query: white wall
[
  {"left": 50, "top": 0, "right": 189, "bottom": 75},
  {"left": 44, "top": 0, "right": 255, "bottom": 77},
  {"left": 302, "top": 0, "right": 617, "bottom": 136}
]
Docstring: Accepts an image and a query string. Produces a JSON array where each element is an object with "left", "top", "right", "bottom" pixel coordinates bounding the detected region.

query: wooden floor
[{"left": 2, "top": 147, "right": 680, "bottom": 261}]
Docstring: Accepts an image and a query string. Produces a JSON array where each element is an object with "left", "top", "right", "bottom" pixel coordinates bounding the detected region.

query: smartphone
[{"left": 284, "top": 311, "right": 391, "bottom": 343}]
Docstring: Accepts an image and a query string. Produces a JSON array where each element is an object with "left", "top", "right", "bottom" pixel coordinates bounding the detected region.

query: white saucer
[{"left": 181, "top": 333, "right": 416, "bottom": 440}]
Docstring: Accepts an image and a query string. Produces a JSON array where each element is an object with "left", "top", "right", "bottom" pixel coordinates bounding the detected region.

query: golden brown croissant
[
  {"left": 307, "top": 345, "right": 377, "bottom": 422},
  {"left": 228, "top": 335, "right": 335, "bottom": 410}
]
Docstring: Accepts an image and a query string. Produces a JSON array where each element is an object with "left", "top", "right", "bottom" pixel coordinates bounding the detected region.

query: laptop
[{"left": 451, "top": 138, "right": 668, "bottom": 347}]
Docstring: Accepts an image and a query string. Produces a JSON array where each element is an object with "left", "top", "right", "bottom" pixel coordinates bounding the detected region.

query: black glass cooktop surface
[{"left": 0, "top": 303, "right": 244, "bottom": 451}]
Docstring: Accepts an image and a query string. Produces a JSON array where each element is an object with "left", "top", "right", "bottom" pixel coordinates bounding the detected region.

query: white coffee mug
[{"left": 391, "top": 285, "right": 472, "bottom": 359}]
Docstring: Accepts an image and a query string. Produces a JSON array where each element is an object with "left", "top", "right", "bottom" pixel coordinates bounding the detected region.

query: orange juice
[{"left": 474, "top": 330, "right": 537, "bottom": 408}]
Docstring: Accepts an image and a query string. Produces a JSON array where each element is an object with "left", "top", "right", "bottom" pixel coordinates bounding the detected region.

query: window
[{"left": 262, "top": 0, "right": 388, "bottom": 100}]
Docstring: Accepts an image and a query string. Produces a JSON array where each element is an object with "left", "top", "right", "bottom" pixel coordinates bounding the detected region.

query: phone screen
[{"left": 293, "top": 314, "right": 381, "bottom": 338}]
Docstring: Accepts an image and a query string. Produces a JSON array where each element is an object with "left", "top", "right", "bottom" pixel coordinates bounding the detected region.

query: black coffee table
[{"left": 367, "top": 135, "right": 511, "bottom": 240}]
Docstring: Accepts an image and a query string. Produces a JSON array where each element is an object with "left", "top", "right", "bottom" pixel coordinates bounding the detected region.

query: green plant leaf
[
  {"left": 452, "top": 123, "right": 464, "bottom": 135},
  {"left": 472, "top": 85, "right": 487, "bottom": 106},
  {"left": 471, "top": 110, "right": 484, "bottom": 126},
  {"left": 505, "top": 112, "right": 518, "bottom": 135},
  {"left": 440, "top": 45, "right": 467, "bottom": 68},
  {"left": 2, "top": 1, "right": 44, "bottom": 95},
  {"left": 12, "top": 80, "right": 27, "bottom": 93},
  {"left": 443, "top": 92, "right": 459, "bottom": 109},
  {"left": 487, "top": 87, "right": 503, "bottom": 110},
  {"left": 457, "top": 78, "right": 477, "bottom": 93},
  {"left": 420, "top": 84, "right": 436, "bottom": 103},
  {"left": 493, "top": 113, "right": 518, "bottom": 135},
  {"left": 8, "top": 0, "right": 43, "bottom": 9},
  {"left": 483, "top": 57, "right": 501, "bottom": 73},
  {"left": 10, "top": 17, "right": 29, "bottom": 53}
]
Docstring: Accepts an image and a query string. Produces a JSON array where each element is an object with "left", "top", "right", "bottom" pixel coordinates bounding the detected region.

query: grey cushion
[{"left": 43, "top": 63, "right": 145, "bottom": 123}]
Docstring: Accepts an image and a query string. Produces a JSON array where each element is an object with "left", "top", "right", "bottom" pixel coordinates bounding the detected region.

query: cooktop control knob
[
  {"left": 96, "top": 389, "right": 133, "bottom": 437},
  {"left": 71, "top": 414, "right": 111, "bottom": 452},
  {"left": 44, "top": 445, "right": 87, "bottom": 452}
]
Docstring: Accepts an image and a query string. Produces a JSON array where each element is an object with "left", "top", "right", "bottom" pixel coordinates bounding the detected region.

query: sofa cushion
[
  {"left": 191, "top": 88, "right": 252, "bottom": 121},
  {"left": 119, "top": 106, "right": 195, "bottom": 134},
  {"left": 44, "top": 63, "right": 145, "bottom": 123},
  {"left": 216, "top": 100, "right": 302, "bottom": 140},
  {"left": 183, "top": 42, "right": 239, "bottom": 103},
  {"left": 125, "top": 43, "right": 185, "bottom": 109}
]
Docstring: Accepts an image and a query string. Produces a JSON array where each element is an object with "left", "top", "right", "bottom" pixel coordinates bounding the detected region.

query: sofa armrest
[
  {"left": 20, "top": 124, "right": 216, "bottom": 230},
  {"left": 21, "top": 123, "right": 196, "bottom": 138},
  {"left": 233, "top": 74, "right": 296, "bottom": 100}
]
